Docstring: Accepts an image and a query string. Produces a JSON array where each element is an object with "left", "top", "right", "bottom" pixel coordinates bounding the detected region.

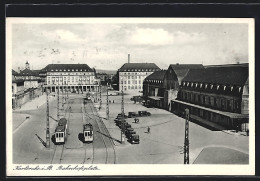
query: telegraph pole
[
  {"left": 121, "top": 79, "right": 125, "bottom": 144},
  {"left": 99, "top": 82, "right": 102, "bottom": 109},
  {"left": 46, "top": 89, "right": 50, "bottom": 148},
  {"left": 106, "top": 83, "right": 109, "bottom": 120},
  {"left": 184, "top": 108, "right": 190, "bottom": 164},
  {"left": 57, "top": 86, "right": 60, "bottom": 120}
]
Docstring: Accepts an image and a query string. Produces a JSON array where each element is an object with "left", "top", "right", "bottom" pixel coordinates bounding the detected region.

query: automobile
[
  {"left": 138, "top": 111, "right": 151, "bottom": 117},
  {"left": 126, "top": 129, "right": 136, "bottom": 138},
  {"left": 128, "top": 112, "right": 138, "bottom": 118},
  {"left": 130, "top": 134, "right": 140, "bottom": 144}
]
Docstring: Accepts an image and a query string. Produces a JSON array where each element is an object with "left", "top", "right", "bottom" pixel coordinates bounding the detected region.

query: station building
[
  {"left": 143, "top": 64, "right": 204, "bottom": 110},
  {"left": 41, "top": 64, "right": 99, "bottom": 93},
  {"left": 118, "top": 63, "right": 161, "bottom": 93},
  {"left": 171, "top": 64, "right": 249, "bottom": 131}
]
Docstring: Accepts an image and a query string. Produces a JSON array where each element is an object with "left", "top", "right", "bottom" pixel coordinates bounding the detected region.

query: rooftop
[
  {"left": 169, "top": 64, "right": 204, "bottom": 80},
  {"left": 183, "top": 66, "right": 248, "bottom": 86},
  {"left": 119, "top": 63, "right": 160, "bottom": 72},
  {"left": 19, "top": 68, "right": 36, "bottom": 76},
  {"left": 145, "top": 70, "right": 167, "bottom": 81},
  {"left": 42, "top": 64, "right": 93, "bottom": 72}
]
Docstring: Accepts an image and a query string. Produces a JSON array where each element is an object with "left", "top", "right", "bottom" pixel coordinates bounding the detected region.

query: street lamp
[
  {"left": 46, "top": 89, "right": 50, "bottom": 149},
  {"left": 121, "top": 77, "right": 125, "bottom": 144}
]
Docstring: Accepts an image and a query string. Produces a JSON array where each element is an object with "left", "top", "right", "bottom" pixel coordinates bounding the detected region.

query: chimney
[{"left": 128, "top": 54, "right": 130, "bottom": 63}]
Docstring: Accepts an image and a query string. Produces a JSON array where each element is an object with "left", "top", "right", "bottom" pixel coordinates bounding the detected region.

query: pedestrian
[
  {"left": 113, "top": 100, "right": 114, "bottom": 103},
  {"left": 147, "top": 126, "right": 150, "bottom": 133}
]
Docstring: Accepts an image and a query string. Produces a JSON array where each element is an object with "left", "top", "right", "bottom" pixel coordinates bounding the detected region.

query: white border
[{"left": 6, "top": 18, "right": 255, "bottom": 176}]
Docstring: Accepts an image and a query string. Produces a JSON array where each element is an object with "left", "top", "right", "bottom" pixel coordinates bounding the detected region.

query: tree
[{"left": 111, "top": 70, "right": 119, "bottom": 90}]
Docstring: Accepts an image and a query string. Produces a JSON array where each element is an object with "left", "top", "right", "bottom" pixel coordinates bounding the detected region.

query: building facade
[
  {"left": 118, "top": 63, "right": 160, "bottom": 93},
  {"left": 143, "top": 70, "right": 167, "bottom": 108},
  {"left": 42, "top": 64, "right": 99, "bottom": 93},
  {"left": 171, "top": 65, "right": 249, "bottom": 131}
]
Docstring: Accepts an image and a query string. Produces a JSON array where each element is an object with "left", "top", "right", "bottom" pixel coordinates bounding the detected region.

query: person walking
[{"left": 147, "top": 126, "right": 150, "bottom": 134}]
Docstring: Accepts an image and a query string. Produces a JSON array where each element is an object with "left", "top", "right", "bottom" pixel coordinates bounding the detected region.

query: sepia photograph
[{"left": 6, "top": 18, "right": 255, "bottom": 176}]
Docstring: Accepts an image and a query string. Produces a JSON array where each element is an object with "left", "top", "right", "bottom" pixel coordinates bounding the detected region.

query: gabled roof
[
  {"left": 145, "top": 70, "right": 167, "bottom": 81},
  {"left": 31, "top": 70, "right": 41, "bottom": 76},
  {"left": 169, "top": 64, "right": 204, "bottom": 79},
  {"left": 170, "top": 64, "right": 204, "bottom": 70},
  {"left": 12, "top": 69, "right": 19, "bottom": 75},
  {"left": 182, "top": 66, "right": 248, "bottom": 86},
  {"left": 19, "top": 68, "right": 35, "bottom": 76},
  {"left": 42, "top": 64, "right": 93, "bottom": 72},
  {"left": 119, "top": 63, "right": 160, "bottom": 72}
]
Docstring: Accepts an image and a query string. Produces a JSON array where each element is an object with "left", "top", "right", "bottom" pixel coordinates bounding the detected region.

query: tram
[
  {"left": 55, "top": 118, "right": 68, "bottom": 144},
  {"left": 83, "top": 123, "right": 94, "bottom": 143}
]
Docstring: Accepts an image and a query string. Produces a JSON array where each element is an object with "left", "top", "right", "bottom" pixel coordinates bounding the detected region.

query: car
[
  {"left": 130, "top": 134, "right": 140, "bottom": 144},
  {"left": 138, "top": 111, "right": 151, "bottom": 117},
  {"left": 128, "top": 112, "right": 138, "bottom": 118}
]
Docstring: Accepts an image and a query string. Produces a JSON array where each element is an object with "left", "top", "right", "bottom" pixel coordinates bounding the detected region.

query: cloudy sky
[{"left": 10, "top": 20, "right": 249, "bottom": 71}]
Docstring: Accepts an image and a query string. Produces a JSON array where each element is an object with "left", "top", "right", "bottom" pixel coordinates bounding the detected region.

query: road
[{"left": 12, "top": 93, "right": 115, "bottom": 164}]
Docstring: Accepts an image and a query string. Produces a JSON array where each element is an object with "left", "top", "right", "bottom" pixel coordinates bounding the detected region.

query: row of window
[
  {"left": 122, "top": 69, "right": 159, "bottom": 72},
  {"left": 47, "top": 80, "right": 93, "bottom": 85},
  {"left": 120, "top": 80, "right": 142, "bottom": 84},
  {"left": 181, "top": 91, "right": 241, "bottom": 113},
  {"left": 122, "top": 85, "right": 142, "bottom": 90}
]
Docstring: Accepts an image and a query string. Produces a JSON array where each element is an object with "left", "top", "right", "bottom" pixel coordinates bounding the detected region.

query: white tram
[
  {"left": 83, "top": 123, "right": 93, "bottom": 143},
  {"left": 55, "top": 118, "right": 68, "bottom": 144}
]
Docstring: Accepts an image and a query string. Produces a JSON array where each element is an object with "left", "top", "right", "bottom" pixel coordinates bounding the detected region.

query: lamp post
[
  {"left": 121, "top": 77, "right": 125, "bottom": 144},
  {"left": 184, "top": 108, "right": 190, "bottom": 164},
  {"left": 46, "top": 89, "right": 50, "bottom": 149},
  {"left": 106, "top": 83, "right": 109, "bottom": 120}
]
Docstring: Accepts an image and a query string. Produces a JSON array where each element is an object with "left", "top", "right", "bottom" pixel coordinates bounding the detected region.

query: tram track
[
  {"left": 86, "top": 99, "right": 116, "bottom": 164},
  {"left": 50, "top": 96, "right": 72, "bottom": 164}
]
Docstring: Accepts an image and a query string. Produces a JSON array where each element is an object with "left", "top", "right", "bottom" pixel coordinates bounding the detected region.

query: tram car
[
  {"left": 83, "top": 123, "right": 94, "bottom": 143},
  {"left": 55, "top": 118, "right": 68, "bottom": 144}
]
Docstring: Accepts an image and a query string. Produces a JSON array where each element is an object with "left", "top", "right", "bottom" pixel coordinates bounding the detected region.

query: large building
[
  {"left": 41, "top": 64, "right": 99, "bottom": 93},
  {"left": 171, "top": 65, "right": 249, "bottom": 131},
  {"left": 118, "top": 63, "right": 160, "bottom": 92},
  {"left": 143, "top": 70, "right": 168, "bottom": 108},
  {"left": 143, "top": 64, "right": 204, "bottom": 110}
]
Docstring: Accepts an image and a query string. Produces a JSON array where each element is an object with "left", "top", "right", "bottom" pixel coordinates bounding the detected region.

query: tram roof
[
  {"left": 55, "top": 125, "right": 65, "bottom": 132},
  {"left": 83, "top": 124, "right": 93, "bottom": 131},
  {"left": 58, "top": 118, "right": 67, "bottom": 126}
]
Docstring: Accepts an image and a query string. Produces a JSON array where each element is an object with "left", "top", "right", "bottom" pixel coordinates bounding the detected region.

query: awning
[
  {"left": 148, "top": 96, "right": 164, "bottom": 101},
  {"left": 172, "top": 99, "right": 248, "bottom": 119}
]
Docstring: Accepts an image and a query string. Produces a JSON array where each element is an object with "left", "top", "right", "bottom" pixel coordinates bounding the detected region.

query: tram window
[
  {"left": 61, "top": 133, "right": 64, "bottom": 138},
  {"left": 56, "top": 133, "right": 59, "bottom": 137},
  {"left": 85, "top": 132, "right": 88, "bottom": 137},
  {"left": 89, "top": 132, "right": 93, "bottom": 136}
]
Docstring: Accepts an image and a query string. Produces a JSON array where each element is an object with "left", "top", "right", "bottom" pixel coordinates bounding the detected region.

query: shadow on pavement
[
  {"left": 78, "top": 133, "right": 84, "bottom": 143},
  {"left": 96, "top": 130, "right": 121, "bottom": 143},
  {"left": 35, "top": 134, "right": 46, "bottom": 147}
]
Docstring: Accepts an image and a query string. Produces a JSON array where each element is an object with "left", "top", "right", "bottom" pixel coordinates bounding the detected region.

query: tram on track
[
  {"left": 55, "top": 118, "right": 68, "bottom": 144},
  {"left": 83, "top": 123, "right": 94, "bottom": 143}
]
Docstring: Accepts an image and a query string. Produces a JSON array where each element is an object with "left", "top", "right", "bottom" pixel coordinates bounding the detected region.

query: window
[
  {"left": 128, "top": 86, "right": 130, "bottom": 89},
  {"left": 139, "top": 80, "right": 141, "bottom": 84},
  {"left": 124, "top": 81, "right": 127, "bottom": 84},
  {"left": 128, "top": 80, "right": 130, "bottom": 84},
  {"left": 135, "top": 85, "right": 137, "bottom": 89},
  {"left": 128, "top": 76, "right": 130, "bottom": 79}
]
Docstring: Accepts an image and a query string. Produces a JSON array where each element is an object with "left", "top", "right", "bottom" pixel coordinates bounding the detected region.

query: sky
[{"left": 10, "top": 20, "right": 249, "bottom": 71}]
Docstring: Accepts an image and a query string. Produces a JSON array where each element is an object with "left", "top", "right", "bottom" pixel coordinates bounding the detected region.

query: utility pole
[
  {"left": 99, "top": 82, "right": 102, "bottom": 109},
  {"left": 184, "top": 108, "right": 190, "bottom": 164},
  {"left": 46, "top": 89, "right": 50, "bottom": 148},
  {"left": 121, "top": 79, "right": 125, "bottom": 144},
  {"left": 57, "top": 86, "right": 60, "bottom": 120},
  {"left": 106, "top": 83, "right": 109, "bottom": 120}
]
